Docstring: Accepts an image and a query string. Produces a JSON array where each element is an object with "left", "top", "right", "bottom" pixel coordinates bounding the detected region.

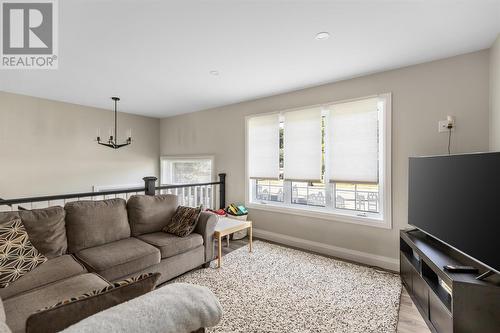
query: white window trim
[
  {"left": 160, "top": 155, "right": 215, "bottom": 185},
  {"left": 244, "top": 93, "right": 392, "bottom": 230}
]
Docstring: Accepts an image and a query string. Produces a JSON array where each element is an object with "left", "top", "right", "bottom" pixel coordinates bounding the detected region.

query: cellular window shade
[
  {"left": 247, "top": 114, "right": 280, "bottom": 179},
  {"left": 284, "top": 108, "right": 322, "bottom": 182},
  {"left": 329, "top": 98, "right": 379, "bottom": 183}
]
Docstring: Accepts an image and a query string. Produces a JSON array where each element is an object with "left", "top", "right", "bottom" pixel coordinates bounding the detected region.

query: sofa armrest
[{"left": 193, "top": 212, "right": 218, "bottom": 263}]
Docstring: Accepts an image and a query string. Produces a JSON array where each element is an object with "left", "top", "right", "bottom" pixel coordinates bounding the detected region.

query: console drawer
[
  {"left": 429, "top": 290, "right": 452, "bottom": 333},
  {"left": 412, "top": 272, "right": 429, "bottom": 317},
  {"left": 400, "top": 253, "right": 413, "bottom": 291}
]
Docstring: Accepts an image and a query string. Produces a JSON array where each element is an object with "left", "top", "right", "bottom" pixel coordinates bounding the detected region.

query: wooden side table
[{"left": 214, "top": 218, "right": 252, "bottom": 268}]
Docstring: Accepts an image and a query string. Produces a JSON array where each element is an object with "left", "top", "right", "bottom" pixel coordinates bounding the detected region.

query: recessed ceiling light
[
  {"left": 209, "top": 70, "right": 219, "bottom": 76},
  {"left": 315, "top": 32, "right": 330, "bottom": 40}
]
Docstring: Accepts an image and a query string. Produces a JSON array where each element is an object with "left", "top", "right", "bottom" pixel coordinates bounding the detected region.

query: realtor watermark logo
[{"left": 1, "top": 0, "right": 58, "bottom": 69}]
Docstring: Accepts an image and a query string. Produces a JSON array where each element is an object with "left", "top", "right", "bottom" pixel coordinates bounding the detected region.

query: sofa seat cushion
[
  {"left": 4, "top": 273, "right": 110, "bottom": 333},
  {"left": 0, "top": 254, "right": 86, "bottom": 300},
  {"left": 137, "top": 232, "right": 203, "bottom": 259},
  {"left": 65, "top": 199, "right": 130, "bottom": 253},
  {"left": 75, "top": 238, "right": 161, "bottom": 281}
]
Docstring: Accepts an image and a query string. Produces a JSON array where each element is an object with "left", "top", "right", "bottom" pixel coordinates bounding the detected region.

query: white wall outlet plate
[{"left": 438, "top": 120, "right": 455, "bottom": 133}]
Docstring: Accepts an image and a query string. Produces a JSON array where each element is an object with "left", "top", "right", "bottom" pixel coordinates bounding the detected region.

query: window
[
  {"left": 292, "top": 182, "right": 325, "bottom": 207},
  {"left": 334, "top": 183, "right": 379, "bottom": 213},
  {"left": 160, "top": 155, "right": 215, "bottom": 208},
  {"left": 246, "top": 94, "right": 391, "bottom": 228},
  {"left": 256, "top": 179, "right": 284, "bottom": 202},
  {"left": 160, "top": 156, "right": 214, "bottom": 185}
]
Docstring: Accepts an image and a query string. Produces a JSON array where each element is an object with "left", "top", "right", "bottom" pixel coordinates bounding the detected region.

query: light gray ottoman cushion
[{"left": 62, "top": 283, "right": 222, "bottom": 333}]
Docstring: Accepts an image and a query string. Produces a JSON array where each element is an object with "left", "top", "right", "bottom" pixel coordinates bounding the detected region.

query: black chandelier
[{"left": 96, "top": 97, "right": 132, "bottom": 149}]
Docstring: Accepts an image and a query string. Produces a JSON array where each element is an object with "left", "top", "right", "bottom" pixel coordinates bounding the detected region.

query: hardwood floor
[
  {"left": 217, "top": 237, "right": 431, "bottom": 333},
  {"left": 397, "top": 287, "right": 431, "bottom": 333}
]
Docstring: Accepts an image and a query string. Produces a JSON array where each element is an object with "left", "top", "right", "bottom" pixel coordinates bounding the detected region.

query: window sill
[{"left": 246, "top": 201, "right": 392, "bottom": 229}]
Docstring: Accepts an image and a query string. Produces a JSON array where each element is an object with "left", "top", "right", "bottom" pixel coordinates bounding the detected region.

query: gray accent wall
[
  {"left": 490, "top": 34, "right": 500, "bottom": 150},
  {"left": 160, "top": 50, "right": 490, "bottom": 268},
  {"left": 0, "top": 92, "right": 160, "bottom": 198}
]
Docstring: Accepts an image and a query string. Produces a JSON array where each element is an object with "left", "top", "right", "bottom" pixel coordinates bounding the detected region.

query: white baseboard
[{"left": 253, "top": 228, "right": 400, "bottom": 272}]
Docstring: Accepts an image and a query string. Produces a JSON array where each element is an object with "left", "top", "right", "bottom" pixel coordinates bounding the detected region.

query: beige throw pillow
[{"left": 0, "top": 218, "right": 47, "bottom": 288}]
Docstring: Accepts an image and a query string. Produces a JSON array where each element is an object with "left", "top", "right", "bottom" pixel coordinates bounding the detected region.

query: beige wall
[
  {"left": 490, "top": 34, "right": 500, "bottom": 150},
  {"left": 0, "top": 92, "right": 160, "bottom": 198},
  {"left": 160, "top": 50, "right": 490, "bottom": 269}
]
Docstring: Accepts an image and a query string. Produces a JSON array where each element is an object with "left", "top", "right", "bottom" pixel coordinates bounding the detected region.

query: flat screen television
[{"left": 408, "top": 152, "right": 500, "bottom": 274}]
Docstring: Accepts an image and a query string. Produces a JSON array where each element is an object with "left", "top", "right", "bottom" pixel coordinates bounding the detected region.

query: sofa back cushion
[
  {"left": 18, "top": 206, "right": 67, "bottom": 258},
  {"left": 65, "top": 199, "right": 130, "bottom": 253},
  {"left": 127, "top": 195, "right": 178, "bottom": 236},
  {"left": 0, "top": 212, "right": 20, "bottom": 225}
]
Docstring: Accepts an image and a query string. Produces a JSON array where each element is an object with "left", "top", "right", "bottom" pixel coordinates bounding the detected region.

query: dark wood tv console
[{"left": 400, "top": 229, "right": 500, "bottom": 333}]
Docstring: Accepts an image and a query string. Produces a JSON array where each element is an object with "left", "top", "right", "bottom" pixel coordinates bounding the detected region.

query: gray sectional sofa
[{"left": 0, "top": 194, "right": 218, "bottom": 333}]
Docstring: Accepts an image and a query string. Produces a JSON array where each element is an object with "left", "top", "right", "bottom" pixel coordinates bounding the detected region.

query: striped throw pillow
[{"left": 39, "top": 273, "right": 156, "bottom": 311}]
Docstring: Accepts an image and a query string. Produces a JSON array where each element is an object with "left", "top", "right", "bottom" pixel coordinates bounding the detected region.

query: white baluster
[
  {"left": 194, "top": 187, "right": 198, "bottom": 207},
  {"left": 208, "top": 185, "right": 214, "bottom": 209},
  {"left": 203, "top": 186, "right": 207, "bottom": 208},
  {"left": 206, "top": 186, "right": 210, "bottom": 209}
]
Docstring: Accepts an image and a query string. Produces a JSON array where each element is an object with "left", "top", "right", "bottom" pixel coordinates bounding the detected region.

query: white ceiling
[{"left": 1, "top": 0, "right": 500, "bottom": 118}]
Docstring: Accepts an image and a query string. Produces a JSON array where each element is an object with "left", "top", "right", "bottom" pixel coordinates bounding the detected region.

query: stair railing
[{"left": 0, "top": 173, "right": 226, "bottom": 212}]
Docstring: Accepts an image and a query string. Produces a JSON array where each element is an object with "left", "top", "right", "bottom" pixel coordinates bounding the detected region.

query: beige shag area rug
[{"left": 173, "top": 240, "right": 401, "bottom": 333}]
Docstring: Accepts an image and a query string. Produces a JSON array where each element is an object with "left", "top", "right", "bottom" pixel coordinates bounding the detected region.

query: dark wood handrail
[
  {"left": 0, "top": 173, "right": 226, "bottom": 208},
  {"left": 155, "top": 181, "right": 222, "bottom": 190},
  {"left": 0, "top": 187, "right": 145, "bottom": 206},
  {"left": 0, "top": 198, "right": 11, "bottom": 207}
]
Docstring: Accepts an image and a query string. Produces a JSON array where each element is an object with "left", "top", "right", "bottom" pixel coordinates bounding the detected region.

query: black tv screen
[{"left": 408, "top": 152, "right": 500, "bottom": 273}]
